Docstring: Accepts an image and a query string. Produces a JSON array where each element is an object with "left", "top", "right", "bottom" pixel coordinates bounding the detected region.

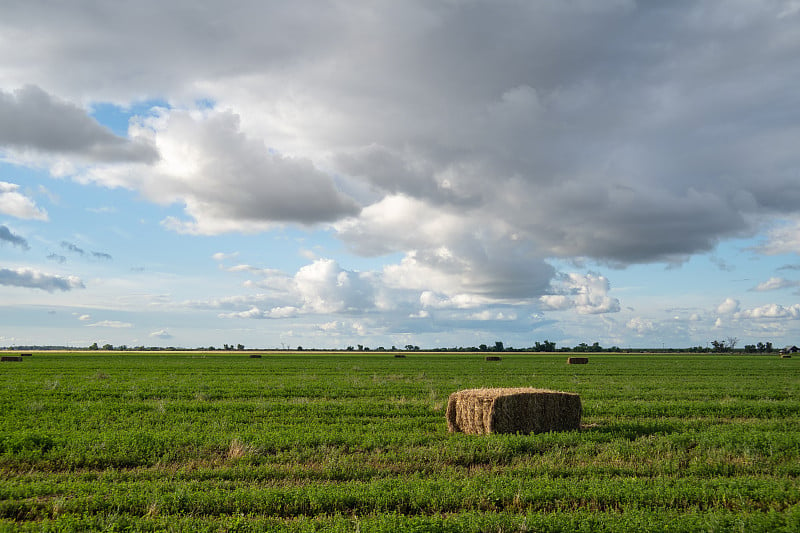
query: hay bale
[
  {"left": 1, "top": 356, "right": 23, "bottom": 362},
  {"left": 249, "top": 354, "right": 262, "bottom": 358},
  {"left": 781, "top": 354, "right": 792, "bottom": 359},
  {"left": 567, "top": 357, "right": 588, "bottom": 364},
  {"left": 20, "top": 353, "right": 32, "bottom": 357},
  {"left": 485, "top": 356, "right": 502, "bottom": 361},
  {"left": 446, "top": 387, "right": 581, "bottom": 435},
  {"left": 394, "top": 354, "right": 406, "bottom": 358}
]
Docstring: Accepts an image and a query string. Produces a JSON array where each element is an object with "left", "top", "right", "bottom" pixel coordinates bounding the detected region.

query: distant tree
[
  {"left": 346, "top": 346, "right": 354, "bottom": 351},
  {"left": 89, "top": 342, "right": 99, "bottom": 350},
  {"left": 534, "top": 340, "right": 556, "bottom": 352},
  {"left": 237, "top": 344, "right": 244, "bottom": 350},
  {"left": 494, "top": 341, "right": 504, "bottom": 352},
  {"left": 297, "top": 346, "right": 303, "bottom": 351},
  {"left": 357, "top": 344, "right": 364, "bottom": 351},
  {"left": 102, "top": 344, "right": 113, "bottom": 350},
  {"left": 574, "top": 343, "right": 589, "bottom": 352},
  {"left": 479, "top": 344, "right": 488, "bottom": 351},
  {"left": 726, "top": 337, "right": 739, "bottom": 352}
]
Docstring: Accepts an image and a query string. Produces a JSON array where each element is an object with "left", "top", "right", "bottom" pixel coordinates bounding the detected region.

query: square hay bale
[
  {"left": 1, "top": 356, "right": 23, "bottom": 362},
  {"left": 781, "top": 354, "right": 792, "bottom": 359},
  {"left": 20, "top": 353, "right": 32, "bottom": 357},
  {"left": 446, "top": 387, "right": 581, "bottom": 435},
  {"left": 567, "top": 357, "right": 589, "bottom": 364},
  {"left": 394, "top": 354, "right": 406, "bottom": 358},
  {"left": 485, "top": 356, "right": 502, "bottom": 361},
  {"left": 249, "top": 354, "right": 262, "bottom": 358}
]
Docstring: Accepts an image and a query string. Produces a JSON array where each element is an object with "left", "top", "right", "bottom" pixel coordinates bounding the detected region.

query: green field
[{"left": 1, "top": 352, "right": 799, "bottom": 532}]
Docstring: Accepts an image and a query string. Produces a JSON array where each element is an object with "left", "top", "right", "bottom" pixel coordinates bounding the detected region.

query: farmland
[{"left": 1, "top": 352, "right": 799, "bottom": 532}]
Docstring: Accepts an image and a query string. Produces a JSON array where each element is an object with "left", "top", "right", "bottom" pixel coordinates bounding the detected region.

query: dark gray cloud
[
  {"left": 0, "top": 85, "right": 158, "bottom": 162},
  {"left": 47, "top": 253, "right": 67, "bottom": 264},
  {"left": 60, "top": 241, "right": 85, "bottom": 255},
  {"left": 91, "top": 251, "right": 112, "bottom": 260},
  {"left": 2, "top": 0, "right": 800, "bottom": 298},
  {"left": 0, "top": 267, "right": 84, "bottom": 291},
  {"left": 0, "top": 225, "right": 28, "bottom": 249}
]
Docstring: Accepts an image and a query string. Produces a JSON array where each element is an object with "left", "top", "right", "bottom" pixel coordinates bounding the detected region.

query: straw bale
[
  {"left": 781, "top": 354, "right": 792, "bottom": 359},
  {"left": 567, "top": 357, "right": 588, "bottom": 364},
  {"left": 446, "top": 387, "right": 581, "bottom": 435},
  {"left": 20, "top": 353, "right": 32, "bottom": 357},
  {"left": 485, "top": 356, "right": 502, "bottom": 361},
  {"left": 1, "top": 356, "right": 23, "bottom": 362},
  {"left": 249, "top": 354, "right": 262, "bottom": 358}
]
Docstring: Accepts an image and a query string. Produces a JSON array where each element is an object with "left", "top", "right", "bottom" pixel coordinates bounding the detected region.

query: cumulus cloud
[
  {"left": 0, "top": 85, "right": 158, "bottom": 162},
  {"left": 80, "top": 108, "right": 360, "bottom": 233},
  {"left": 717, "top": 297, "right": 740, "bottom": 315},
  {"left": 0, "top": 225, "right": 29, "bottom": 249},
  {"left": 0, "top": 182, "right": 48, "bottom": 220},
  {"left": 627, "top": 317, "right": 656, "bottom": 334},
  {"left": 735, "top": 303, "right": 800, "bottom": 320},
  {"left": 0, "top": 267, "right": 84, "bottom": 291},
  {"left": 540, "top": 273, "right": 620, "bottom": 315},
  {"left": 752, "top": 277, "right": 799, "bottom": 292},
  {"left": 150, "top": 329, "right": 173, "bottom": 339}
]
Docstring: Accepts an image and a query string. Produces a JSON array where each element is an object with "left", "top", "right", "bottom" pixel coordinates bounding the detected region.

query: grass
[{"left": 1, "top": 352, "right": 798, "bottom": 531}]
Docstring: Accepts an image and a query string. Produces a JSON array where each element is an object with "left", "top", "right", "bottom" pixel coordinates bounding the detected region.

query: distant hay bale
[
  {"left": 781, "top": 354, "right": 792, "bottom": 359},
  {"left": 20, "top": 353, "right": 32, "bottom": 357},
  {"left": 567, "top": 357, "right": 589, "bottom": 364},
  {"left": 394, "top": 354, "right": 406, "bottom": 358},
  {"left": 485, "top": 356, "right": 502, "bottom": 361},
  {"left": 446, "top": 387, "right": 581, "bottom": 435},
  {"left": 1, "top": 356, "right": 23, "bottom": 362},
  {"left": 249, "top": 354, "right": 262, "bottom": 358}
]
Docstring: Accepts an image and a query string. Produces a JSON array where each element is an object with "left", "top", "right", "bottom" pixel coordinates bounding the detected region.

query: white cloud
[
  {"left": 0, "top": 182, "right": 48, "bottom": 220},
  {"left": 79, "top": 108, "right": 360, "bottom": 234},
  {"left": 717, "top": 297, "right": 740, "bottom": 315},
  {"left": 752, "top": 277, "right": 799, "bottom": 292},
  {"left": 150, "top": 329, "right": 173, "bottom": 339},
  {"left": 735, "top": 303, "right": 800, "bottom": 320},
  {"left": 540, "top": 273, "right": 620, "bottom": 315},
  {"left": 86, "top": 320, "right": 133, "bottom": 328},
  {"left": 626, "top": 317, "right": 655, "bottom": 334}
]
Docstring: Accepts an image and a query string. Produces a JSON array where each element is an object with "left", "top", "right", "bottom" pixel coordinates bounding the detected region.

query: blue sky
[{"left": 2, "top": 1, "right": 800, "bottom": 350}]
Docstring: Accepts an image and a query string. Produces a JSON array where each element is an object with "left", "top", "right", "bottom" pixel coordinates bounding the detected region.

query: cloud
[
  {"left": 540, "top": 273, "right": 620, "bottom": 315},
  {"left": 0, "top": 267, "right": 84, "bottom": 291},
  {"left": 0, "top": 85, "right": 158, "bottom": 162},
  {"left": 0, "top": 182, "right": 48, "bottom": 220},
  {"left": 735, "top": 303, "right": 800, "bottom": 320},
  {"left": 149, "top": 329, "right": 173, "bottom": 339},
  {"left": 758, "top": 218, "right": 800, "bottom": 255},
  {"left": 80, "top": 108, "right": 360, "bottom": 233},
  {"left": 626, "top": 317, "right": 656, "bottom": 334},
  {"left": 91, "top": 251, "right": 113, "bottom": 260},
  {"left": 86, "top": 320, "right": 133, "bottom": 328},
  {"left": 752, "top": 277, "right": 799, "bottom": 292},
  {"left": 0, "top": 225, "right": 29, "bottom": 249},
  {"left": 47, "top": 253, "right": 66, "bottom": 264},
  {"left": 717, "top": 298, "right": 740, "bottom": 315},
  {"left": 61, "top": 241, "right": 85, "bottom": 255}
]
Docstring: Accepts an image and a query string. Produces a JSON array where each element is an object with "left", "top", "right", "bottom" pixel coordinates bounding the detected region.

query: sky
[{"left": 2, "top": 1, "right": 800, "bottom": 350}]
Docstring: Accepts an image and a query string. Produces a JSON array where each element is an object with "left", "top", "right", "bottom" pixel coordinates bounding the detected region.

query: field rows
[{"left": 1, "top": 353, "right": 799, "bottom": 531}]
